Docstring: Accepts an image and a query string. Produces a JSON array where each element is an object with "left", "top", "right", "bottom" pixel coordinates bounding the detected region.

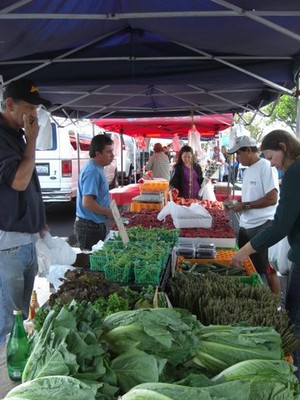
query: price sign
[{"left": 110, "top": 199, "right": 129, "bottom": 245}]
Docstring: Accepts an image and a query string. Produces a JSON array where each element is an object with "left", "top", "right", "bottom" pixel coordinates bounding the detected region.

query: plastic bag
[
  {"left": 48, "top": 264, "right": 76, "bottom": 292},
  {"left": 36, "top": 107, "right": 52, "bottom": 150},
  {"left": 35, "top": 233, "right": 52, "bottom": 277},
  {"left": 35, "top": 233, "right": 77, "bottom": 277},
  {"left": 198, "top": 180, "right": 217, "bottom": 201},
  {"left": 157, "top": 201, "right": 211, "bottom": 220},
  {"left": 157, "top": 201, "right": 212, "bottom": 228},
  {"left": 50, "top": 237, "right": 77, "bottom": 265},
  {"left": 188, "top": 125, "right": 203, "bottom": 157},
  {"left": 268, "top": 236, "right": 292, "bottom": 275}
]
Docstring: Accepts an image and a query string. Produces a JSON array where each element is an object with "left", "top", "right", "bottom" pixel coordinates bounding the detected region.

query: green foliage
[
  {"left": 4, "top": 375, "right": 99, "bottom": 400},
  {"left": 234, "top": 92, "right": 298, "bottom": 141},
  {"left": 193, "top": 325, "right": 283, "bottom": 375},
  {"left": 102, "top": 308, "right": 202, "bottom": 366},
  {"left": 93, "top": 293, "right": 129, "bottom": 318},
  {"left": 33, "top": 307, "right": 50, "bottom": 332},
  {"left": 264, "top": 94, "right": 297, "bottom": 133},
  {"left": 21, "top": 301, "right": 118, "bottom": 399},
  {"left": 110, "top": 348, "right": 166, "bottom": 394}
]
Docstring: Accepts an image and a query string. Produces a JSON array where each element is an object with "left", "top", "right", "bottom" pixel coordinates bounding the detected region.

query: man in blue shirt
[{"left": 74, "top": 134, "right": 115, "bottom": 250}]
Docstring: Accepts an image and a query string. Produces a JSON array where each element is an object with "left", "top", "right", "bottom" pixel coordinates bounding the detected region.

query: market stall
[
  {"left": 109, "top": 183, "right": 141, "bottom": 207},
  {"left": 1, "top": 198, "right": 299, "bottom": 399}
]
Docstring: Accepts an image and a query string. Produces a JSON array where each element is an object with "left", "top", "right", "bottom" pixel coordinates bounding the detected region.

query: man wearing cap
[
  {"left": 0, "top": 78, "right": 51, "bottom": 343},
  {"left": 227, "top": 135, "right": 279, "bottom": 288}
]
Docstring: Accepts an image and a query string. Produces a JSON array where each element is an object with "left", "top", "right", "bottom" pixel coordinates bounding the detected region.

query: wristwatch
[{"left": 244, "top": 202, "right": 251, "bottom": 209}]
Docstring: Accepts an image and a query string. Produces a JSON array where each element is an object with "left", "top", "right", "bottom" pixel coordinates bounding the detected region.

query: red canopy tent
[{"left": 92, "top": 114, "right": 233, "bottom": 139}]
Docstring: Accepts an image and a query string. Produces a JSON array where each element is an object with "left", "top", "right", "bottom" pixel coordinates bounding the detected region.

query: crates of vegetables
[
  {"left": 176, "top": 249, "right": 256, "bottom": 276},
  {"left": 126, "top": 226, "right": 179, "bottom": 247},
  {"left": 89, "top": 233, "right": 173, "bottom": 286},
  {"left": 105, "top": 263, "right": 133, "bottom": 284},
  {"left": 89, "top": 252, "right": 107, "bottom": 272},
  {"left": 133, "top": 261, "right": 163, "bottom": 286},
  {"left": 89, "top": 239, "right": 126, "bottom": 272}
]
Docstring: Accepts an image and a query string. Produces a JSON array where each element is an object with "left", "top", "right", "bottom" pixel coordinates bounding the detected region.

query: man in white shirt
[{"left": 227, "top": 136, "right": 279, "bottom": 289}]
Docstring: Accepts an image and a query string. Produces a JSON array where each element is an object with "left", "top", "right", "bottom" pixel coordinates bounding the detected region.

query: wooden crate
[{"left": 176, "top": 249, "right": 256, "bottom": 276}]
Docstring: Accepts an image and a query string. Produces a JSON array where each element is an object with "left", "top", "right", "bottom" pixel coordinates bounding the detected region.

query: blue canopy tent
[{"left": 0, "top": 1, "right": 299, "bottom": 123}]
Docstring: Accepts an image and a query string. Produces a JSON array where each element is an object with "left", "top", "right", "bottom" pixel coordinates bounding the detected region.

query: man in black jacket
[{"left": 0, "top": 78, "right": 51, "bottom": 343}]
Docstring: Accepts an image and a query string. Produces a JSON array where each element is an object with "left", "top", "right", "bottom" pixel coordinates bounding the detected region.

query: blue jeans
[
  {"left": 286, "top": 262, "right": 300, "bottom": 380},
  {"left": 0, "top": 243, "right": 38, "bottom": 344}
]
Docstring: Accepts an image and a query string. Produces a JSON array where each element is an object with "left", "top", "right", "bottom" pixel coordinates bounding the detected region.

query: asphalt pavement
[{"left": 44, "top": 201, "right": 78, "bottom": 245}]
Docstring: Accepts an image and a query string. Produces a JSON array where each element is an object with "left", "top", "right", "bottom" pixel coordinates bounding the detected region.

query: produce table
[
  {"left": 176, "top": 249, "right": 256, "bottom": 276},
  {"left": 215, "top": 193, "right": 241, "bottom": 202},
  {"left": 0, "top": 343, "right": 19, "bottom": 398},
  {"left": 109, "top": 183, "right": 141, "bottom": 206}
]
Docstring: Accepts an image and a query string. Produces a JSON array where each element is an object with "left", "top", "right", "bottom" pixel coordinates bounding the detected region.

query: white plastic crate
[{"left": 172, "top": 216, "right": 212, "bottom": 229}]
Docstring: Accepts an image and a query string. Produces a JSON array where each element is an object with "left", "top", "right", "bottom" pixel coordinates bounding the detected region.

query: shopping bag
[
  {"left": 36, "top": 107, "right": 52, "bottom": 150},
  {"left": 198, "top": 179, "right": 216, "bottom": 201},
  {"left": 157, "top": 201, "right": 212, "bottom": 228},
  {"left": 35, "top": 232, "right": 77, "bottom": 277},
  {"left": 268, "top": 236, "right": 292, "bottom": 275}
]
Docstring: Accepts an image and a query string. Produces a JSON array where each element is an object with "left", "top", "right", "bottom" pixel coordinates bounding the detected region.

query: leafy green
[
  {"left": 121, "top": 388, "right": 173, "bottom": 399},
  {"left": 48, "top": 270, "right": 125, "bottom": 307},
  {"left": 213, "top": 358, "right": 297, "bottom": 384},
  {"left": 33, "top": 307, "right": 50, "bottom": 332},
  {"left": 93, "top": 293, "right": 129, "bottom": 318},
  {"left": 102, "top": 308, "right": 201, "bottom": 366},
  {"left": 4, "top": 375, "right": 98, "bottom": 400},
  {"left": 21, "top": 301, "right": 118, "bottom": 399},
  {"left": 110, "top": 348, "right": 166, "bottom": 393},
  {"left": 193, "top": 325, "right": 283, "bottom": 375},
  {"left": 122, "top": 381, "right": 252, "bottom": 400},
  {"left": 212, "top": 359, "right": 300, "bottom": 399}
]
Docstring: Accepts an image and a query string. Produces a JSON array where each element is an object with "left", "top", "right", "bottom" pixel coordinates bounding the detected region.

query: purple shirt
[{"left": 182, "top": 165, "right": 200, "bottom": 198}]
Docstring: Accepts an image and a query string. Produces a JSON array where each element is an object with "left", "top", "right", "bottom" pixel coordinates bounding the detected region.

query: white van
[
  {"left": 104, "top": 131, "right": 141, "bottom": 184},
  {"left": 35, "top": 123, "right": 91, "bottom": 202},
  {"left": 35, "top": 124, "right": 131, "bottom": 202}
]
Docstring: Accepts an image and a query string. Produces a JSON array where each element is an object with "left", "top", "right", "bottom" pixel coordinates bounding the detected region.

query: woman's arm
[
  {"left": 170, "top": 165, "right": 181, "bottom": 191},
  {"left": 230, "top": 242, "right": 256, "bottom": 267}
]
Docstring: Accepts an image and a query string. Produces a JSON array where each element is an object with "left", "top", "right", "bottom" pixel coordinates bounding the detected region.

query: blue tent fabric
[{"left": 0, "top": 1, "right": 299, "bottom": 119}]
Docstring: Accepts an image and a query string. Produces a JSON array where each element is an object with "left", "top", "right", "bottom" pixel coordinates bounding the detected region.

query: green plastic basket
[
  {"left": 134, "top": 264, "right": 162, "bottom": 285},
  {"left": 89, "top": 253, "right": 107, "bottom": 272},
  {"left": 104, "top": 264, "right": 132, "bottom": 283}
]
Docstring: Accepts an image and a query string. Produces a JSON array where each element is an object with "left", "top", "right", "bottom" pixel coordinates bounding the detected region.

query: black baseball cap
[{"left": 3, "top": 78, "right": 51, "bottom": 107}]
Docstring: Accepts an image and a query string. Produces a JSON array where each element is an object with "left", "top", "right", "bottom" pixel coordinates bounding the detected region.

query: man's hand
[
  {"left": 230, "top": 201, "right": 245, "bottom": 213},
  {"left": 23, "top": 113, "right": 39, "bottom": 142},
  {"left": 106, "top": 209, "right": 114, "bottom": 219},
  {"left": 39, "top": 224, "right": 50, "bottom": 239}
]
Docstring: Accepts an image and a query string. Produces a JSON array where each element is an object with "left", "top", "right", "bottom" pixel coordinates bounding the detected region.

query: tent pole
[
  {"left": 296, "top": 74, "right": 300, "bottom": 139},
  {"left": 120, "top": 128, "right": 124, "bottom": 187}
]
